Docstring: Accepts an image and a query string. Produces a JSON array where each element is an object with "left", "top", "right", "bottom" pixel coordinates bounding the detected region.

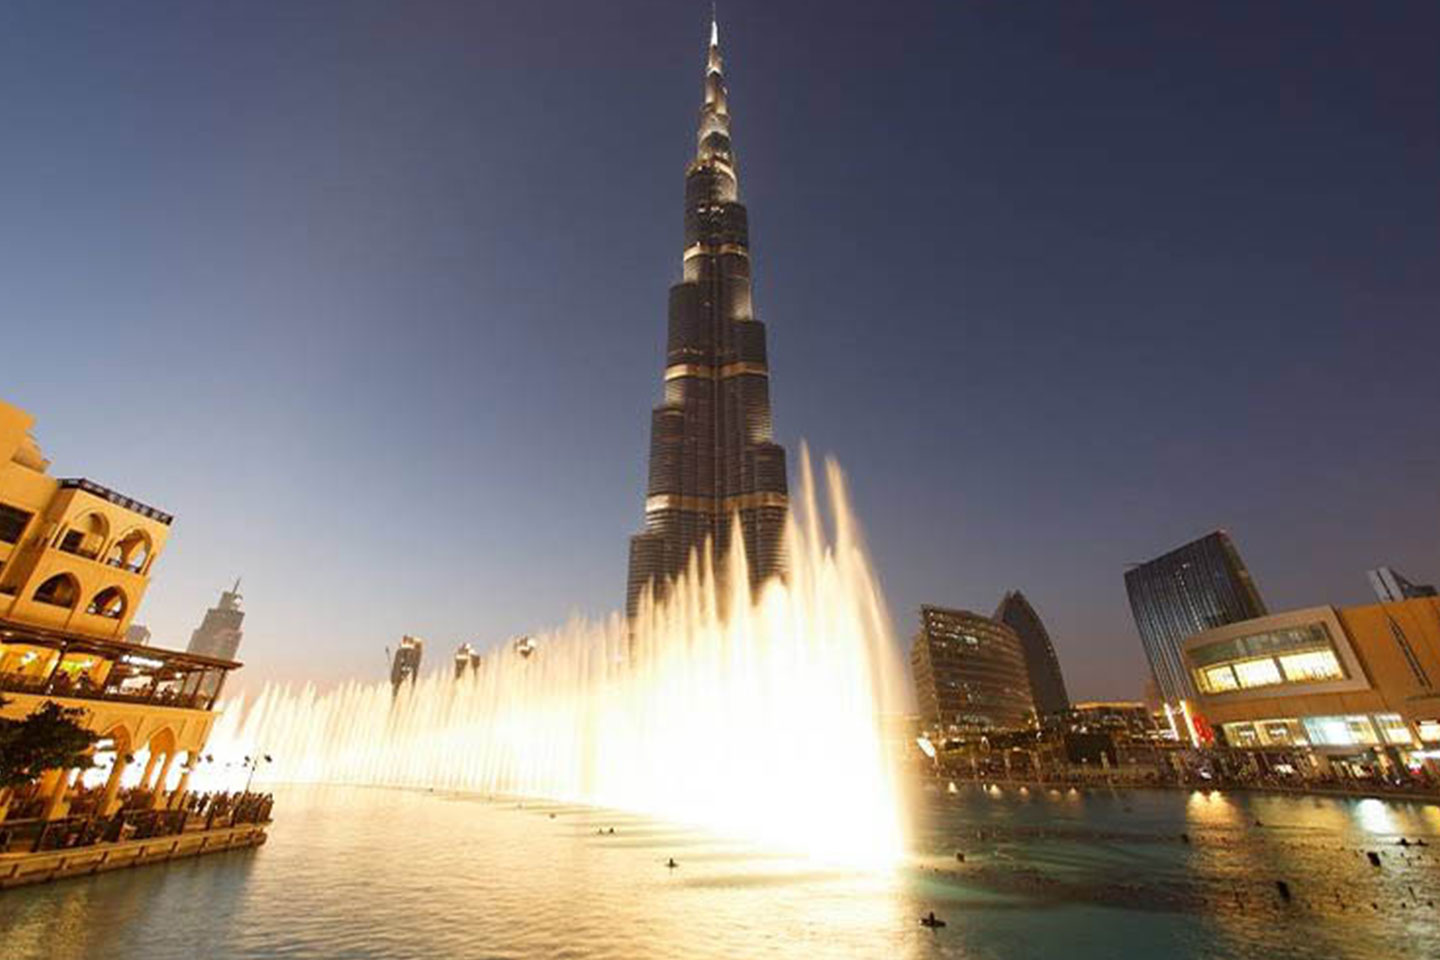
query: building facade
[
  {"left": 625, "top": 18, "right": 788, "bottom": 619},
  {"left": 911, "top": 605, "right": 1036, "bottom": 733},
  {"left": 1368, "top": 566, "right": 1437, "bottom": 603},
  {"left": 994, "top": 590, "right": 1070, "bottom": 718},
  {"left": 187, "top": 579, "right": 245, "bottom": 661},
  {"left": 0, "top": 398, "right": 240, "bottom": 822},
  {"left": 1183, "top": 598, "right": 1440, "bottom": 777},
  {"left": 1125, "top": 530, "right": 1267, "bottom": 707}
]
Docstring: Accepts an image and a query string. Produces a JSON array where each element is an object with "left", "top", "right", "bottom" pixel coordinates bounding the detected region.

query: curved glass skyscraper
[{"left": 626, "top": 18, "right": 788, "bottom": 618}]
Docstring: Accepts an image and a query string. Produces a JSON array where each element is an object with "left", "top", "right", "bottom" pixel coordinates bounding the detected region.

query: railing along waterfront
[
  {"left": 0, "top": 670, "right": 213, "bottom": 711},
  {"left": 0, "top": 791, "right": 274, "bottom": 856}
]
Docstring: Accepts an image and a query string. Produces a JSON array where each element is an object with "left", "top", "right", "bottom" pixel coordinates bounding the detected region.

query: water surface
[{"left": 2, "top": 784, "right": 1437, "bottom": 959}]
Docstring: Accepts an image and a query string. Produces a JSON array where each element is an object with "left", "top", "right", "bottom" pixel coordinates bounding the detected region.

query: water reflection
[{"left": 1, "top": 785, "right": 1438, "bottom": 960}]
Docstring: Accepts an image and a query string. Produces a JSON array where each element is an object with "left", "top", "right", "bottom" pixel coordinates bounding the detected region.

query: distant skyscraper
[
  {"left": 187, "top": 579, "right": 244, "bottom": 661},
  {"left": 910, "top": 605, "right": 1036, "bottom": 732},
  {"left": 390, "top": 635, "right": 423, "bottom": 692},
  {"left": 1125, "top": 531, "right": 1266, "bottom": 706},
  {"left": 625, "top": 16, "right": 788, "bottom": 619},
  {"left": 124, "top": 623, "right": 152, "bottom": 647},
  {"left": 994, "top": 590, "right": 1070, "bottom": 717},
  {"left": 453, "top": 642, "right": 481, "bottom": 679},
  {"left": 1368, "top": 566, "right": 1437, "bottom": 603}
]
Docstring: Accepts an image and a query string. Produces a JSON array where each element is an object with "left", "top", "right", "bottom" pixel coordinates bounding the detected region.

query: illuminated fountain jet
[{"left": 200, "top": 452, "right": 907, "bottom": 866}]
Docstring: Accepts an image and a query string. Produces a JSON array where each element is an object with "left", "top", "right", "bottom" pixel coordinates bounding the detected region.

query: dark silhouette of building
[
  {"left": 187, "top": 579, "right": 244, "bottom": 660},
  {"left": 1368, "top": 566, "right": 1437, "bottom": 603},
  {"left": 994, "top": 590, "right": 1070, "bottom": 718},
  {"left": 453, "top": 642, "right": 481, "bottom": 679},
  {"left": 1125, "top": 531, "right": 1266, "bottom": 706},
  {"left": 390, "top": 635, "right": 423, "bottom": 692},
  {"left": 910, "top": 605, "right": 1036, "bottom": 733},
  {"left": 625, "top": 16, "right": 788, "bottom": 619}
]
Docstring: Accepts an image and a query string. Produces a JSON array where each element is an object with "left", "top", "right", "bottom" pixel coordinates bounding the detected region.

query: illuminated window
[
  {"left": 1259, "top": 720, "right": 1303, "bottom": 745},
  {"left": 1418, "top": 720, "right": 1440, "bottom": 744},
  {"left": 1233, "top": 658, "right": 1283, "bottom": 689},
  {"left": 1278, "top": 649, "right": 1344, "bottom": 683},
  {"left": 1200, "top": 665, "right": 1239, "bottom": 693},
  {"left": 1375, "top": 714, "right": 1414, "bottom": 746},
  {"left": 1223, "top": 722, "right": 1259, "bottom": 746},
  {"left": 1303, "top": 715, "right": 1381, "bottom": 747}
]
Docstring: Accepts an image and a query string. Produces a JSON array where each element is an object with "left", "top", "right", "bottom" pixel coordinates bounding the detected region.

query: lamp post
[{"left": 243, "top": 753, "right": 273, "bottom": 794}]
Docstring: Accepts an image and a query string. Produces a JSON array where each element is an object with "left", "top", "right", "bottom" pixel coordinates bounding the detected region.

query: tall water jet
[{"left": 198, "top": 450, "right": 906, "bottom": 866}]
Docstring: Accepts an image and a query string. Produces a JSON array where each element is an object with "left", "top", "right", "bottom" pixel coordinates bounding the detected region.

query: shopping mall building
[{"left": 1183, "top": 598, "right": 1440, "bottom": 778}]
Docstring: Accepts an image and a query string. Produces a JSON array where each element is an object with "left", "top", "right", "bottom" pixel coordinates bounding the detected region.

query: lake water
[{"left": 2, "top": 784, "right": 1438, "bottom": 959}]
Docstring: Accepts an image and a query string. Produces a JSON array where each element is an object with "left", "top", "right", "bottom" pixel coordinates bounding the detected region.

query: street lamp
[{"left": 243, "top": 754, "right": 273, "bottom": 794}]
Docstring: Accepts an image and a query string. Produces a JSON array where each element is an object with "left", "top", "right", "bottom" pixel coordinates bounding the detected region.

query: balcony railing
[{"left": 0, "top": 671, "right": 215, "bottom": 712}]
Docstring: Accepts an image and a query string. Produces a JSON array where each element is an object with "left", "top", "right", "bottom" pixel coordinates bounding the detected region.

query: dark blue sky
[{"left": 4, "top": 2, "right": 1437, "bottom": 697}]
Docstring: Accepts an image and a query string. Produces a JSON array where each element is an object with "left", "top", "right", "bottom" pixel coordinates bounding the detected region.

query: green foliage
[{"left": 0, "top": 695, "right": 99, "bottom": 791}]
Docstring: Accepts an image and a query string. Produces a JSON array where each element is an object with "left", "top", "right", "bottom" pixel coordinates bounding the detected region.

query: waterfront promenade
[{"left": 0, "top": 791, "right": 272, "bottom": 890}]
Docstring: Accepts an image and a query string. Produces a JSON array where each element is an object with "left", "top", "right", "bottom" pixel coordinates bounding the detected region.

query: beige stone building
[{"left": 0, "top": 398, "right": 240, "bottom": 822}]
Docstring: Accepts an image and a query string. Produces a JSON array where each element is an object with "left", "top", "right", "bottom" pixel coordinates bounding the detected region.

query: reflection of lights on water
[
  {"left": 198, "top": 453, "right": 906, "bottom": 867},
  {"left": 1356, "top": 797, "right": 1397, "bottom": 835}
]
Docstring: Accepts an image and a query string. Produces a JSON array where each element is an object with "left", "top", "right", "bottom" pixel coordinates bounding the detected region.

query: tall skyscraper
[
  {"left": 187, "top": 579, "right": 245, "bottom": 661},
  {"left": 1125, "top": 531, "right": 1266, "bottom": 706},
  {"left": 1368, "top": 566, "right": 1438, "bottom": 603},
  {"left": 994, "top": 590, "right": 1071, "bottom": 718},
  {"left": 910, "top": 605, "right": 1036, "bottom": 733},
  {"left": 625, "top": 17, "right": 788, "bottom": 619}
]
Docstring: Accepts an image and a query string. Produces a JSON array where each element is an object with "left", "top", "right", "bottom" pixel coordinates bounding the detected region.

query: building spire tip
[{"left": 710, "top": 4, "right": 719, "bottom": 48}]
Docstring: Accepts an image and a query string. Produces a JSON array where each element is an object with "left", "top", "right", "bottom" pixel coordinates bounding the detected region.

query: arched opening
[
  {"left": 32, "top": 573, "right": 80, "bottom": 608},
  {"left": 87, "top": 586, "right": 128, "bottom": 619},
  {"left": 57, "top": 512, "right": 109, "bottom": 560},
  {"left": 105, "top": 529, "right": 154, "bottom": 573}
]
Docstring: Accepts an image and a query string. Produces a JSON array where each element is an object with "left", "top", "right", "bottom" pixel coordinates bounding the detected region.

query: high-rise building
[
  {"left": 625, "top": 16, "right": 788, "bottom": 619},
  {"left": 187, "top": 579, "right": 245, "bottom": 661},
  {"left": 391, "top": 635, "right": 423, "bottom": 692},
  {"left": 125, "top": 623, "right": 152, "bottom": 647},
  {"left": 1125, "top": 530, "right": 1266, "bottom": 707},
  {"left": 910, "top": 605, "right": 1036, "bottom": 733},
  {"left": 454, "top": 642, "right": 482, "bottom": 679},
  {"left": 993, "top": 590, "right": 1070, "bottom": 718},
  {"left": 1368, "top": 566, "right": 1437, "bottom": 603}
]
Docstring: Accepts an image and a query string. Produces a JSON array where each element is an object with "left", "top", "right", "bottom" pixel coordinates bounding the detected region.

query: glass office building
[{"left": 1124, "top": 530, "right": 1267, "bottom": 706}]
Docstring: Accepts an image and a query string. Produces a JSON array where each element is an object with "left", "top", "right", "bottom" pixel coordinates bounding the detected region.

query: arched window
[
  {"left": 58, "top": 513, "right": 110, "bottom": 560},
  {"left": 106, "top": 529, "right": 154, "bottom": 574},
  {"left": 87, "top": 586, "right": 127, "bottom": 619},
  {"left": 33, "top": 573, "right": 80, "bottom": 608}
]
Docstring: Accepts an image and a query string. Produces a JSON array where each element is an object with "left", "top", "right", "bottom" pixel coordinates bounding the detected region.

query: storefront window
[
  {"left": 1417, "top": 720, "right": 1440, "bottom": 744},
  {"left": 1201, "top": 665, "right": 1239, "bottom": 693},
  {"left": 1233, "top": 658, "right": 1283, "bottom": 689},
  {"left": 1278, "top": 649, "right": 1344, "bottom": 683},
  {"left": 1375, "top": 714, "right": 1414, "bottom": 746}
]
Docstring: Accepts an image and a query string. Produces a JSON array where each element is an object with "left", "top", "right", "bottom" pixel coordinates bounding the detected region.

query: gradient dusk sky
[{"left": 3, "top": 1, "right": 1437, "bottom": 698}]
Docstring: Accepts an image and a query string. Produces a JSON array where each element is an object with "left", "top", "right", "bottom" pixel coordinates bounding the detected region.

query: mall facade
[{"left": 1184, "top": 596, "right": 1440, "bottom": 778}]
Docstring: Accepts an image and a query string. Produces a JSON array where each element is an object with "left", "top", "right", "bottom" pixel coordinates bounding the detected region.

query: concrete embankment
[{"left": 0, "top": 822, "right": 268, "bottom": 890}]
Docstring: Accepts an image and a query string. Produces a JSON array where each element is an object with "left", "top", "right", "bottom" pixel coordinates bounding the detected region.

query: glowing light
[
  {"left": 1179, "top": 700, "right": 1201, "bottom": 749},
  {"left": 916, "top": 736, "right": 936, "bottom": 760},
  {"left": 199, "top": 451, "right": 905, "bottom": 867}
]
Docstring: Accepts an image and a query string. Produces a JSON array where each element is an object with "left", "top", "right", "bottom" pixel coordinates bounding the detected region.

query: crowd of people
[{"left": 0, "top": 790, "right": 274, "bottom": 855}]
